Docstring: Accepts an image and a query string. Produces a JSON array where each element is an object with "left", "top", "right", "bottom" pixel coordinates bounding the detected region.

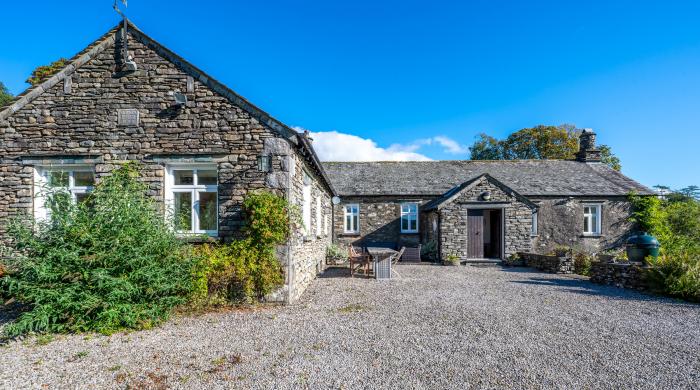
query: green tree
[
  {"left": 0, "top": 82, "right": 13, "bottom": 107},
  {"left": 678, "top": 185, "right": 700, "bottom": 200},
  {"left": 469, "top": 124, "right": 622, "bottom": 171},
  {"left": 26, "top": 58, "right": 68, "bottom": 86}
]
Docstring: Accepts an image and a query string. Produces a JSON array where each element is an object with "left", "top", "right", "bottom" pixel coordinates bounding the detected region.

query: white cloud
[
  {"left": 297, "top": 129, "right": 432, "bottom": 161},
  {"left": 432, "top": 136, "right": 468, "bottom": 154},
  {"left": 294, "top": 128, "right": 468, "bottom": 161}
]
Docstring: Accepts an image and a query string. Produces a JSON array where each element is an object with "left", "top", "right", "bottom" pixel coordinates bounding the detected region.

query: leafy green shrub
[
  {"left": 193, "top": 191, "right": 288, "bottom": 304},
  {"left": 193, "top": 239, "right": 260, "bottom": 303},
  {"left": 421, "top": 240, "right": 438, "bottom": 262},
  {"left": 629, "top": 193, "right": 700, "bottom": 301},
  {"left": 573, "top": 252, "right": 592, "bottom": 276},
  {"left": 646, "top": 253, "right": 700, "bottom": 302},
  {"left": 0, "top": 164, "right": 198, "bottom": 338},
  {"left": 326, "top": 244, "right": 347, "bottom": 264}
]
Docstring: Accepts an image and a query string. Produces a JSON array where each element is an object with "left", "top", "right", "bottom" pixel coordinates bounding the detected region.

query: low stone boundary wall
[
  {"left": 589, "top": 262, "right": 649, "bottom": 291},
  {"left": 518, "top": 253, "right": 574, "bottom": 274}
]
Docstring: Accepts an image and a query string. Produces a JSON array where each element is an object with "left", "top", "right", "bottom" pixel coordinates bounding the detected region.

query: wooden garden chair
[
  {"left": 392, "top": 247, "right": 406, "bottom": 265},
  {"left": 349, "top": 245, "right": 371, "bottom": 277}
]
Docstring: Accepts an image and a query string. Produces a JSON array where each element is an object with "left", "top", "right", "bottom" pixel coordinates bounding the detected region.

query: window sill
[
  {"left": 339, "top": 232, "right": 360, "bottom": 237},
  {"left": 177, "top": 235, "right": 219, "bottom": 244},
  {"left": 580, "top": 234, "right": 604, "bottom": 238},
  {"left": 400, "top": 232, "right": 419, "bottom": 235}
]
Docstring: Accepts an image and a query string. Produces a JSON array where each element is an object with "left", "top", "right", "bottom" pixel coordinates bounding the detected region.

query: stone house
[
  {"left": 324, "top": 130, "right": 655, "bottom": 261},
  {"left": 0, "top": 21, "right": 335, "bottom": 303},
  {"left": 0, "top": 19, "right": 656, "bottom": 302}
]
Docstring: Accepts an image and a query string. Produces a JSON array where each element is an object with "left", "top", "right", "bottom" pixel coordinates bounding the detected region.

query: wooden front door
[{"left": 467, "top": 209, "right": 484, "bottom": 258}]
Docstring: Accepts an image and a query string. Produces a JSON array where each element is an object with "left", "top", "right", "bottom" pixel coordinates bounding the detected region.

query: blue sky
[{"left": 1, "top": 1, "right": 699, "bottom": 189}]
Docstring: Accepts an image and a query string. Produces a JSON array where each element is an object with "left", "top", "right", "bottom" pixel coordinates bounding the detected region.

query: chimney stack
[{"left": 576, "top": 128, "right": 601, "bottom": 162}]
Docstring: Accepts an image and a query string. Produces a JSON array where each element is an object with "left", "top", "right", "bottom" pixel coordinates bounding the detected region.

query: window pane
[
  {"left": 48, "top": 171, "right": 69, "bottom": 187},
  {"left": 592, "top": 215, "right": 598, "bottom": 233},
  {"left": 48, "top": 191, "right": 71, "bottom": 213},
  {"left": 75, "top": 192, "right": 90, "bottom": 204},
  {"left": 352, "top": 216, "right": 358, "bottom": 232},
  {"left": 198, "top": 170, "right": 217, "bottom": 185},
  {"left": 174, "top": 170, "right": 194, "bottom": 185},
  {"left": 584, "top": 216, "right": 589, "bottom": 232},
  {"left": 174, "top": 192, "right": 192, "bottom": 231},
  {"left": 74, "top": 171, "right": 95, "bottom": 187},
  {"left": 346, "top": 215, "right": 351, "bottom": 230},
  {"left": 402, "top": 216, "right": 409, "bottom": 231},
  {"left": 198, "top": 192, "right": 217, "bottom": 231}
]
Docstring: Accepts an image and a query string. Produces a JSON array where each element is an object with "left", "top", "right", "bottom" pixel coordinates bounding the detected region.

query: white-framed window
[
  {"left": 531, "top": 211, "right": 538, "bottom": 236},
  {"left": 315, "top": 196, "right": 322, "bottom": 237},
  {"left": 165, "top": 165, "right": 218, "bottom": 236},
  {"left": 583, "top": 204, "right": 602, "bottom": 236},
  {"left": 400, "top": 202, "right": 419, "bottom": 233},
  {"left": 34, "top": 166, "right": 95, "bottom": 220},
  {"left": 344, "top": 204, "right": 359, "bottom": 234},
  {"left": 302, "top": 171, "right": 312, "bottom": 235}
]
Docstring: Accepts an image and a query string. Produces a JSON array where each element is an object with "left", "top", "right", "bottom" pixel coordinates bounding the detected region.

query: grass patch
[{"left": 337, "top": 304, "right": 365, "bottom": 313}]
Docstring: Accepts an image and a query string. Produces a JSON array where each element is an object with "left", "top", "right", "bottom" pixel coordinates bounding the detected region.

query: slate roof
[
  {"left": 322, "top": 160, "right": 654, "bottom": 197},
  {"left": 422, "top": 174, "right": 539, "bottom": 210}
]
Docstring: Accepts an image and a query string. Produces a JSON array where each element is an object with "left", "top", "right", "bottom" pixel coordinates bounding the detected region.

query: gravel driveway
[{"left": 1, "top": 264, "right": 699, "bottom": 389}]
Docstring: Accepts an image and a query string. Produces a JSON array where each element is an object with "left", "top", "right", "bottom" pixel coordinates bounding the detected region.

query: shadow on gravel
[
  {"left": 319, "top": 266, "right": 351, "bottom": 279},
  {"left": 507, "top": 275, "right": 686, "bottom": 303},
  {"left": 0, "top": 302, "right": 23, "bottom": 330}
]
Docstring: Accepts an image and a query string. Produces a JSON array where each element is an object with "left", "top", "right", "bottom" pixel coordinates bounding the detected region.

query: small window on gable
[
  {"left": 531, "top": 211, "right": 538, "bottom": 236},
  {"left": 400, "top": 202, "right": 419, "bottom": 233},
  {"left": 34, "top": 166, "right": 95, "bottom": 220},
  {"left": 165, "top": 165, "right": 218, "bottom": 236},
  {"left": 344, "top": 204, "right": 359, "bottom": 234},
  {"left": 583, "top": 204, "right": 602, "bottom": 236}
]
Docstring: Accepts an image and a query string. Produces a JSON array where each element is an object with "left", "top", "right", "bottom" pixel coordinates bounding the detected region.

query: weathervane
[{"left": 113, "top": 0, "right": 137, "bottom": 71}]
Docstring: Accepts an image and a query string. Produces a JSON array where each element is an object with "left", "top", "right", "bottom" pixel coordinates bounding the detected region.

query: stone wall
[
  {"left": 530, "top": 197, "right": 634, "bottom": 254},
  {"left": 519, "top": 252, "right": 574, "bottom": 274},
  {"left": 286, "top": 153, "right": 332, "bottom": 303},
  {"left": 589, "top": 262, "right": 649, "bottom": 291},
  {"left": 332, "top": 196, "right": 435, "bottom": 249},
  {"left": 0, "top": 25, "right": 332, "bottom": 303},
  {"left": 439, "top": 178, "right": 533, "bottom": 260}
]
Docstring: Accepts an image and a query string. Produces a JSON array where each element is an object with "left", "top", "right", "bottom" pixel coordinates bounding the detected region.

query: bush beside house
[
  {"left": 629, "top": 193, "right": 700, "bottom": 301},
  {"left": 0, "top": 165, "right": 292, "bottom": 339}
]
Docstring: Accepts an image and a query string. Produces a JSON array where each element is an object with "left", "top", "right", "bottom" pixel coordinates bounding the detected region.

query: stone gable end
[
  {"left": 0, "top": 25, "right": 333, "bottom": 303},
  {"left": 438, "top": 177, "right": 534, "bottom": 260},
  {"left": 0, "top": 28, "right": 301, "bottom": 238}
]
